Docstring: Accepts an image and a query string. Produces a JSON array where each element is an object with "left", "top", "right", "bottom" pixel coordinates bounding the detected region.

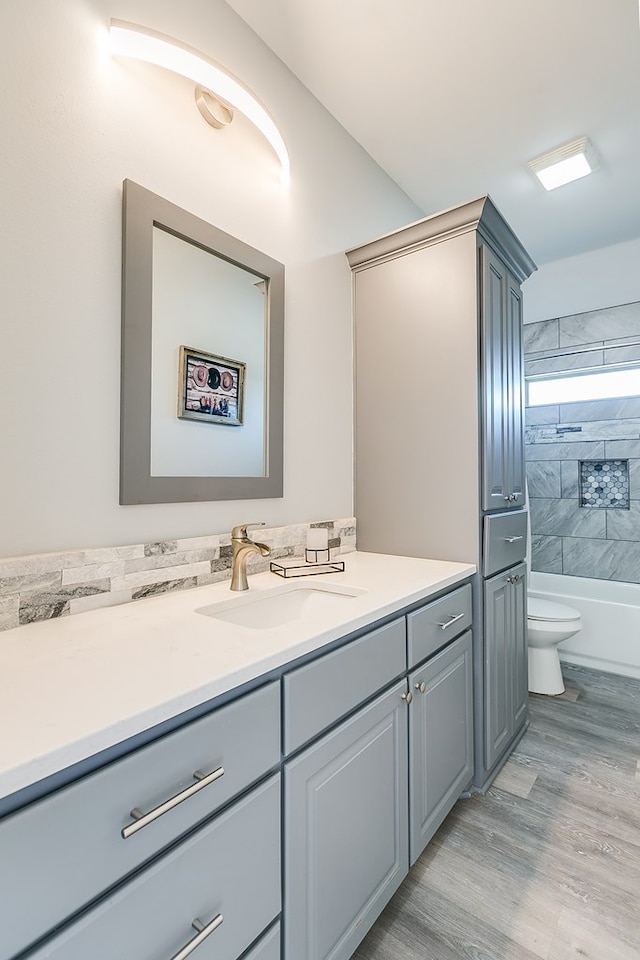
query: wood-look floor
[{"left": 353, "top": 664, "right": 640, "bottom": 960}]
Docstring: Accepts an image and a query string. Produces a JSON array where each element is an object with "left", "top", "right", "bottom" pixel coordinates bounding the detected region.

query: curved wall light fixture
[{"left": 110, "top": 20, "right": 290, "bottom": 182}]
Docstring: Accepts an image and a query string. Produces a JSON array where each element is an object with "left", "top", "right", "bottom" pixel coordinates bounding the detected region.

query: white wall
[
  {"left": 524, "top": 236, "right": 640, "bottom": 323},
  {"left": 0, "top": 0, "right": 421, "bottom": 558}
]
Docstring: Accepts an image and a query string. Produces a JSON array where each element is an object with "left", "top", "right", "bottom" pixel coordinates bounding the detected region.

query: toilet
[
  {"left": 525, "top": 483, "right": 582, "bottom": 695},
  {"left": 527, "top": 596, "right": 582, "bottom": 695}
]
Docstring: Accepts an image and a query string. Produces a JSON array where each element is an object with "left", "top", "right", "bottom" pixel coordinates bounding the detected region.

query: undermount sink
[{"left": 196, "top": 582, "right": 367, "bottom": 630}]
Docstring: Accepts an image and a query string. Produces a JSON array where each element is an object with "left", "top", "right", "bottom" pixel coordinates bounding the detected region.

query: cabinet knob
[
  {"left": 415, "top": 681, "right": 426, "bottom": 694},
  {"left": 506, "top": 574, "right": 521, "bottom": 584},
  {"left": 401, "top": 691, "right": 413, "bottom": 704}
]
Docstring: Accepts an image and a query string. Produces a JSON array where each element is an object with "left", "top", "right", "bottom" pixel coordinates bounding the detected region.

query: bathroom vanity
[{"left": 0, "top": 552, "right": 474, "bottom": 960}]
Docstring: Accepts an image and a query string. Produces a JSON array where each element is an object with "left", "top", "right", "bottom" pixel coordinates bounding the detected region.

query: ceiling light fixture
[
  {"left": 528, "top": 137, "right": 599, "bottom": 191},
  {"left": 110, "top": 20, "right": 290, "bottom": 181}
]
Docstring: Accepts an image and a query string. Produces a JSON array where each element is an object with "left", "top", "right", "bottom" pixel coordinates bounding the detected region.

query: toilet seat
[{"left": 528, "top": 597, "right": 580, "bottom": 623}]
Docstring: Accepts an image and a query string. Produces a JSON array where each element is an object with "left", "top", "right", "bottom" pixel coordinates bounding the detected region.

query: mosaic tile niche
[
  {"left": 0, "top": 518, "right": 357, "bottom": 634},
  {"left": 580, "top": 460, "right": 629, "bottom": 509}
]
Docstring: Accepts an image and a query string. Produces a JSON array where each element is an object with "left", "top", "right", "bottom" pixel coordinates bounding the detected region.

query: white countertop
[{"left": 0, "top": 551, "right": 475, "bottom": 801}]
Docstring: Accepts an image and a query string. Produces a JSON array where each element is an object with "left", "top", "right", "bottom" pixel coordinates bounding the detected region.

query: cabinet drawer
[
  {"left": 483, "top": 510, "right": 527, "bottom": 576},
  {"left": 0, "top": 682, "right": 280, "bottom": 960},
  {"left": 27, "top": 775, "right": 281, "bottom": 960},
  {"left": 407, "top": 584, "right": 472, "bottom": 668},
  {"left": 283, "top": 617, "right": 406, "bottom": 754}
]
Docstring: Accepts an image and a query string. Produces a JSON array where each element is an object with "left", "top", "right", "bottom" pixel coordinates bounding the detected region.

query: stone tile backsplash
[
  {"left": 525, "top": 299, "right": 640, "bottom": 583},
  {"left": 0, "top": 518, "right": 357, "bottom": 633}
]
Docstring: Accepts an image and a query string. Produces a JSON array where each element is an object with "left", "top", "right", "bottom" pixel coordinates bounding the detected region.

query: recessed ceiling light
[{"left": 528, "top": 137, "right": 599, "bottom": 191}]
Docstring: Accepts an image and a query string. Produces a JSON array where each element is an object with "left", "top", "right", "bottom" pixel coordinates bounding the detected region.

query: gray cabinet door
[
  {"left": 506, "top": 272, "right": 525, "bottom": 506},
  {"left": 408, "top": 631, "right": 473, "bottom": 865},
  {"left": 284, "top": 680, "right": 409, "bottom": 960},
  {"left": 484, "top": 563, "right": 528, "bottom": 772},
  {"left": 511, "top": 565, "right": 528, "bottom": 730},
  {"left": 481, "top": 247, "right": 525, "bottom": 511}
]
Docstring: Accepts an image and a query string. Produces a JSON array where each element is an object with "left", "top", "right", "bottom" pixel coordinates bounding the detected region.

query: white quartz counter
[{"left": 0, "top": 551, "right": 475, "bottom": 801}]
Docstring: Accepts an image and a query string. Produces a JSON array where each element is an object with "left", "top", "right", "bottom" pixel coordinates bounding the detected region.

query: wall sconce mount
[{"left": 110, "top": 20, "right": 290, "bottom": 181}]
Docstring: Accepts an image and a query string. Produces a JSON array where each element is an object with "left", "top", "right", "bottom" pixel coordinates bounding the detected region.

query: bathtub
[{"left": 529, "top": 572, "right": 640, "bottom": 680}]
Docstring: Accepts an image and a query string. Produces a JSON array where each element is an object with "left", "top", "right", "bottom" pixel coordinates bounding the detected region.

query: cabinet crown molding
[{"left": 346, "top": 195, "right": 537, "bottom": 285}]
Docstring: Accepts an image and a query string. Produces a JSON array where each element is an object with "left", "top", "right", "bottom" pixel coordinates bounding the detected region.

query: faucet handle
[{"left": 231, "top": 522, "right": 266, "bottom": 539}]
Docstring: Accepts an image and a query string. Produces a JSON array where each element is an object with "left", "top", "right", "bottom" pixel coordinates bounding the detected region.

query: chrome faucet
[{"left": 230, "top": 523, "right": 271, "bottom": 591}]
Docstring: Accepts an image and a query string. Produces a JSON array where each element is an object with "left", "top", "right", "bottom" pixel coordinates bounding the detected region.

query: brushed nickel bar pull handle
[
  {"left": 169, "top": 914, "right": 223, "bottom": 960},
  {"left": 121, "top": 766, "right": 225, "bottom": 839},
  {"left": 436, "top": 612, "right": 465, "bottom": 630},
  {"left": 503, "top": 536, "right": 524, "bottom": 543}
]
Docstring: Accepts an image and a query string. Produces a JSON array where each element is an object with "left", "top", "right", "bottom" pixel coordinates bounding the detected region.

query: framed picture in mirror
[{"left": 178, "top": 345, "right": 245, "bottom": 426}]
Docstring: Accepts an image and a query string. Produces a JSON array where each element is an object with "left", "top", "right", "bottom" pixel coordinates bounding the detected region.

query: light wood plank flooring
[{"left": 354, "top": 664, "right": 640, "bottom": 960}]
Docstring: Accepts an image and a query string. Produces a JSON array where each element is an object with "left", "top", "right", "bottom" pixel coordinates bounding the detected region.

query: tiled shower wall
[
  {"left": 524, "top": 300, "right": 640, "bottom": 583},
  {"left": 0, "top": 518, "right": 357, "bottom": 633}
]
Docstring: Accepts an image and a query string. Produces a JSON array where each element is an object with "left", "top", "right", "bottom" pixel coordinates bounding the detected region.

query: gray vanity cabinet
[
  {"left": 481, "top": 245, "right": 525, "bottom": 512},
  {"left": 25, "top": 775, "right": 281, "bottom": 960},
  {"left": 284, "top": 680, "right": 409, "bottom": 960},
  {"left": 408, "top": 630, "right": 474, "bottom": 864},
  {"left": 484, "top": 562, "right": 527, "bottom": 770}
]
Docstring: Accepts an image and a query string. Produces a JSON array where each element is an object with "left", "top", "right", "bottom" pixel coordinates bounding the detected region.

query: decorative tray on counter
[{"left": 270, "top": 559, "right": 346, "bottom": 579}]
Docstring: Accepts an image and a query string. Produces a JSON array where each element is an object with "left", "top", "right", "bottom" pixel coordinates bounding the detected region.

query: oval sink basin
[{"left": 196, "top": 582, "right": 367, "bottom": 630}]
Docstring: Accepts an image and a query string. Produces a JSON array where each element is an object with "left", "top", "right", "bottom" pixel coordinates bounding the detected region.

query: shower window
[{"left": 527, "top": 364, "right": 640, "bottom": 406}]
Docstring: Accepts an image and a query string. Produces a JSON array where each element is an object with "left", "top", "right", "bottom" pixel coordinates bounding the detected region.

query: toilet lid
[{"left": 528, "top": 597, "right": 580, "bottom": 622}]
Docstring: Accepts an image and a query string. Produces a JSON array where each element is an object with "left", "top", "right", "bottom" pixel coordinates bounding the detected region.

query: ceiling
[{"left": 225, "top": 0, "right": 640, "bottom": 266}]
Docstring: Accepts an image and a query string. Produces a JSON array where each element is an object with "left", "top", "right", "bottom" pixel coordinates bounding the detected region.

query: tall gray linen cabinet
[{"left": 346, "top": 196, "right": 537, "bottom": 790}]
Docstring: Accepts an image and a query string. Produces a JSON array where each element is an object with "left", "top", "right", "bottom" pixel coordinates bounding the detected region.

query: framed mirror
[{"left": 120, "top": 180, "right": 284, "bottom": 503}]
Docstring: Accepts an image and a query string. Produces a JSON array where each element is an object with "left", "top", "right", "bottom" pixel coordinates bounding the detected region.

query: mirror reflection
[{"left": 151, "top": 227, "right": 267, "bottom": 478}]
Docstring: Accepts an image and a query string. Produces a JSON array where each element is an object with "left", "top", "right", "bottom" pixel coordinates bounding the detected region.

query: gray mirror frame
[{"left": 120, "top": 179, "right": 284, "bottom": 504}]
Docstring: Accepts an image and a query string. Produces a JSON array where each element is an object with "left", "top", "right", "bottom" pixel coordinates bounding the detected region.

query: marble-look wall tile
[
  {"left": 603, "top": 343, "right": 640, "bottom": 365},
  {"left": 569, "top": 419, "right": 639, "bottom": 442},
  {"left": 111, "top": 561, "right": 212, "bottom": 592},
  {"left": 525, "top": 441, "right": 605, "bottom": 462},
  {"left": 523, "top": 319, "right": 559, "bottom": 353},
  {"left": 0, "top": 595, "right": 19, "bottom": 632},
  {"left": 604, "top": 439, "right": 640, "bottom": 459},
  {"left": 174, "top": 535, "right": 220, "bottom": 552},
  {"left": 528, "top": 420, "right": 640, "bottom": 444},
  {"left": 628, "top": 459, "right": 640, "bottom": 498},
  {"left": 0, "top": 571, "right": 62, "bottom": 596},
  {"left": 132, "top": 578, "right": 198, "bottom": 600},
  {"left": 525, "top": 351, "right": 604, "bottom": 377},
  {"left": 525, "top": 405, "right": 559, "bottom": 425},
  {"left": 144, "top": 541, "right": 178, "bottom": 557},
  {"left": 69, "top": 590, "right": 134, "bottom": 615},
  {"left": 526, "top": 461, "right": 561, "bottom": 499},
  {"left": 606, "top": 501, "right": 640, "bottom": 541},
  {"left": 561, "top": 461, "right": 579, "bottom": 499},
  {"left": 529, "top": 498, "right": 606, "bottom": 538},
  {"left": 531, "top": 535, "right": 562, "bottom": 573},
  {"left": 563, "top": 537, "right": 640, "bottom": 583},
  {"left": 123, "top": 549, "right": 219, "bottom": 574},
  {"left": 19, "top": 583, "right": 111, "bottom": 625},
  {"left": 0, "top": 518, "right": 357, "bottom": 632},
  {"left": 559, "top": 301, "right": 640, "bottom": 346},
  {"left": 559, "top": 398, "right": 640, "bottom": 424},
  {"left": 61, "top": 561, "right": 126, "bottom": 586}
]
